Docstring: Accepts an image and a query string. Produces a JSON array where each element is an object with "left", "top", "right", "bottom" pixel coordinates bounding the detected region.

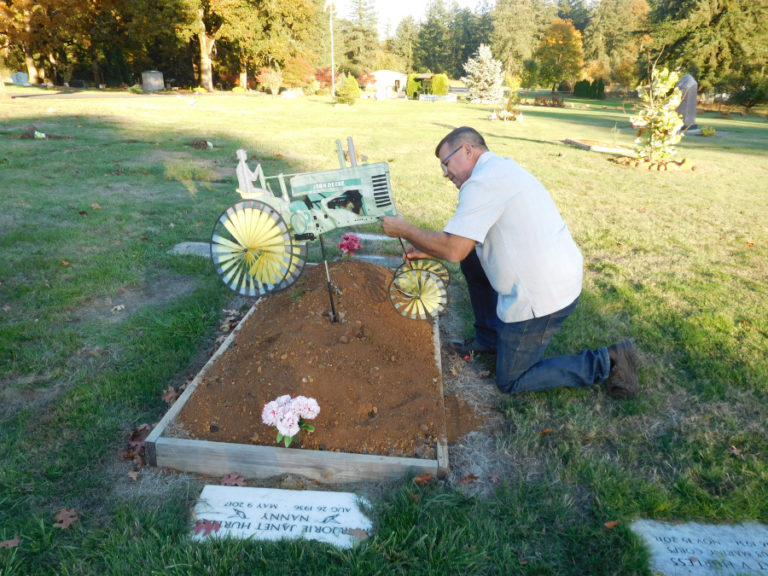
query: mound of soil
[{"left": 174, "top": 260, "right": 450, "bottom": 459}]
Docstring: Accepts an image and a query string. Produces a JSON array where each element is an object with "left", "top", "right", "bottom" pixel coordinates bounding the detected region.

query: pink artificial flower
[
  {"left": 276, "top": 410, "right": 300, "bottom": 438},
  {"left": 291, "top": 396, "right": 320, "bottom": 420},
  {"left": 261, "top": 400, "right": 281, "bottom": 426},
  {"left": 338, "top": 233, "right": 362, "bottom": 256}
]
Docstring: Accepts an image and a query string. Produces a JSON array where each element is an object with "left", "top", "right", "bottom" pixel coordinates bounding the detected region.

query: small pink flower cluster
[
  {"left": 261, "top": 395, "right": 320, "bottom": 443},
  {"left": 338, "top": 233, "right": 362, "bottom": 257}
]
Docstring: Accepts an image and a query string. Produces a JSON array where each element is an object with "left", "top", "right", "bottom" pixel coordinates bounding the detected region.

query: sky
[{"left": 332, "top": 0, "right": 482, "bottom": 39}]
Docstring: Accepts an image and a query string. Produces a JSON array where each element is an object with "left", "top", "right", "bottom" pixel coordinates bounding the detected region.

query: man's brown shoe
[{"left": 605, "top": 339, "right": 638, "bottom": 398}]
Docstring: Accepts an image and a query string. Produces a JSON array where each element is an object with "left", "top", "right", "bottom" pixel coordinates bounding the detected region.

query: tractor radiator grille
[{"left": 371, "top": 174, "right": 392, "bottom": 208}]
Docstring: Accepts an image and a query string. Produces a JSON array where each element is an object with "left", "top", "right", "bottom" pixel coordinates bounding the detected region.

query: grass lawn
[{"left": 1, "top": 87, "right": 767, "bottom": 575}]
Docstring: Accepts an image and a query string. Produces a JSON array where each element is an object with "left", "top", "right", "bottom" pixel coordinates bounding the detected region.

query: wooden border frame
[{"left": 146, "top": 301, "right": 448, "bottom": 483}]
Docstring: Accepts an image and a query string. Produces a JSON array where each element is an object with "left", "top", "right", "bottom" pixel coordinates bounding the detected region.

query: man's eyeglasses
[{"left": 440, "top": 145, "right": 463, "bottom": 173}]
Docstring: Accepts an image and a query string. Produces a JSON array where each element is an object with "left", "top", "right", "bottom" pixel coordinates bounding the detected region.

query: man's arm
[{"left": 381, "top": 215, "right": 476, "bottom": 263}]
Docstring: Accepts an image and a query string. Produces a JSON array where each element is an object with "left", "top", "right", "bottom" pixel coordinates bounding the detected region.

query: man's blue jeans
[{"left": 460, "top": 251, "right": 611, "bottom": 394}]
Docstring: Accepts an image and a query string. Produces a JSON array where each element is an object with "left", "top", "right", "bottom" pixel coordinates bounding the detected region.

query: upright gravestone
[
  {"left": 11, "top": 72, "right": 30, "bottom": 86},
  {"left": 141, "top": 70, "right": 164, "bottom": 93},
  {"left": 676, "top": 74, "right": 698, "bottom": 130}
]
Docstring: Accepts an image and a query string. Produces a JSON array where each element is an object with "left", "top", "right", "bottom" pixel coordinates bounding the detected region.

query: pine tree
[{"left": 461, "top": 44, "right": 503, "bottom": 102}]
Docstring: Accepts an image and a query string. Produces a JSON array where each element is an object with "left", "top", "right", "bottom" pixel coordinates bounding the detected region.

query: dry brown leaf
[
  {"left": 0, "top": 535, "right": 20, "bottom": 549},
  {"left": 728, "top": 445, "right": 742, "bottom": 457},
  {"left": 91, "top": 203, "right": 101, "bottom": 210},
  {"left": 604, "top": 520, "right": 620, "bottom": 530},
  {"left": 162, "top": 386, "right": 180, "bottom": 406},
  {"left": 60, "top": 259, "right": 70, "bottom": 266},
  {"left": 540, "top": 428, "right": 554, "bottom": 435},
  {"left": 344, "top": 528, "right": 370, "bottom": 542},
  {"left": 458, "top": 473, "right": 479, "bottom": 485},
  {"left": 412, "top": 473, "right": 434, "bottom": 485},
  {"left": 221, "top": 473, "right": 246, "bottom": 486},
  {"left": 53, "top": 508, "right": 78, "bottom": 529}
]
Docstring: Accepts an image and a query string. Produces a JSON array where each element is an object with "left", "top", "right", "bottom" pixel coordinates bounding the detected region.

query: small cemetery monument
[
  {"left": 141, "top": 70, "right": 164, "bottom": 92},
  {"left": 676, "top": 74, "right": 698, "bottom": 130},
  {"left": 11, "top": 72, "right": 30, "bottom": 86}
]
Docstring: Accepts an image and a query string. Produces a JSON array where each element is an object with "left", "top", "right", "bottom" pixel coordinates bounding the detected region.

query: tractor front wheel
[{"left": 210, "top": 200, "right": 306, "bottom": 297}]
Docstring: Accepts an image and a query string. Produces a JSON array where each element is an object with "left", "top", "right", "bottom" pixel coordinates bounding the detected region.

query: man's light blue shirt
[{"left": 444, "top": 151, "right": 583, "bottom": 322}]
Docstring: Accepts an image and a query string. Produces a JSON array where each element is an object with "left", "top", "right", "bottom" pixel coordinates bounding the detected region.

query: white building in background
[{"left": 371, "top": 70, "right": 407, "bottom": 100}]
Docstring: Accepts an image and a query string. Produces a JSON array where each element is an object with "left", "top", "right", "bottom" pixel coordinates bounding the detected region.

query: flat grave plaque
[
  {"left": 191, "top": 485, "right": 373, "bottom": 549},
  {"left": 632, "top": 519, "right": 768, "bottom": 575}
]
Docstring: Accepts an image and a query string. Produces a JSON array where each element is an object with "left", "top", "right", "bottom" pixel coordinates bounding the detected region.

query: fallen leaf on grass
[
  {"left": 0, "top": 535, "right": 20, "bottom": 549},
  {"left": 344, "top": 528, "right": 370, "bottom": 542},
  {"left": 53, "top": 508, "right": 78, "bottom": 529},
  {"left": 91, "top": 203, "right": 101, "bottom": 210},
  {"left": 604, "top": 520, "right": 620, "bottom": 530},
  {"left": 412, "top": 473, "right": 434, "bottom": 486},
  {"left": 458, "top": 474, "right": 479, "bottom": 485},
  {"left": 78, "top": 210, "right": 88, "bottom": 216},
  {"left": 728, "top": 445, "right": 742, "bottom": 457},
  {"left": 162, "top": 386, "right": 180, "bottom": 406},
  {"left": 127, "top": 471, "right": 140, "bottom": 481},
  {"left": 221, "top": 473, "right": 246, "bottom": 486},
  {"left": 60, "top": 259, "right": 70, "bottom": 266},
  {"left": 119, "top": 423, "right": 154, "bottom": 465},
  {"left": 194, "top": 519, "right": 221, "bottom": 536},
  {"left": 540, "top": 428, "right": 554, "bottom": 435},
  {"left": 111, "top": 304, "right": 125, "bottom": 313}
]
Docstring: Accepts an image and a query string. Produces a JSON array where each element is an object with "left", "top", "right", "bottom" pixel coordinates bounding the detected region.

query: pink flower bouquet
[
  {"left": 261, "top": 395, "right": 320, "bottom": 447},
  {"left": 338, "top": 233, "right": 362, "bottom": 257}
]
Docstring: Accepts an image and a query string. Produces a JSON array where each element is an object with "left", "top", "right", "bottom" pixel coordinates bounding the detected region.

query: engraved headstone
[
  {"left": 191, "top": 485, "right": 373, "bottom": 549},
  {"left": 141, "top": 70, "right": 164, "bottom": 92},
  {"left": 631, "top": 519, "right": 768, "bottom": 575},
  {"left": 11, "top": 72, "right": 30, "bottom": 86},
  {"left": 676, "top": 74, "right": 698, "bottom": 130}
]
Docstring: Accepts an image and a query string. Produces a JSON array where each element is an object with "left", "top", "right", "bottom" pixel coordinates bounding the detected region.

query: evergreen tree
[
  {"left": 557, "top": 0, "right": 590, "bottom": 32},
  {"left": 389, "top": 16, "right": 419, "bottom": 72},
  {"left": 415, "top": 0, "right": 452, "bottom": 73},
  {"left": 491, "top": 0, "right": 554, "bottom": 76},
  {"left": 340, "top": 0, "right": 378, "bottom": 77},
  {"left": 461, "top": 43, "right": 503, "bottom": 101},
  {"left": 582, "top": 0, "right": 651, "bottom": 88},
  {"left": 445, "top": 7, "right": 492, "bottom": 79},
  {"left": 652, "top": 0, "right": 768, "bottom": 91}
]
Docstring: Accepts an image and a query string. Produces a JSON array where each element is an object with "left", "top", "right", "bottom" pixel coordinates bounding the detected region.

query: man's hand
[
  {"left": 381, "top": 214, "right": 475, "bottom": 263},
  {"left": 381, "top": 215, "right": 408, "bottom": 238}
]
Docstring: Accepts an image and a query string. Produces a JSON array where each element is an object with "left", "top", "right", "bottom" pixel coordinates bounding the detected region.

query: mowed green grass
[{"left": 1, "top": 89, "right": 767, "bottom": 575}]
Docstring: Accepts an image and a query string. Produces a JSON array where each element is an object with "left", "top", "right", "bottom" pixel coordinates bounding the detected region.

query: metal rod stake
[{"left": 319, "top": 235, "right": 338, "bottom": 323}]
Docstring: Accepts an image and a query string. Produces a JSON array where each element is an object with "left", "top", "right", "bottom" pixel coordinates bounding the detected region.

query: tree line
[{"left": 1, "top": 0, "right": 766, "bottom": 99}]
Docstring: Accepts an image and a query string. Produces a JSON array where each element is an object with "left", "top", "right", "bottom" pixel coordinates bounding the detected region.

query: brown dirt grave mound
[{"left": 173, "top": 259, "right": 482, "bottom": 460}]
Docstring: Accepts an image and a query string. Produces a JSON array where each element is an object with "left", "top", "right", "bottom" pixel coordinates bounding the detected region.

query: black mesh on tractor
[{"left": 371, "top": 173, "right": 392, "bottom": 208}]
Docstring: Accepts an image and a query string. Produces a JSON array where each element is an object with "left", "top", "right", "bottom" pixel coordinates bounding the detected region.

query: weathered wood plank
[{"left": 153, "top": 436, "right": 438, "bottom": 483}]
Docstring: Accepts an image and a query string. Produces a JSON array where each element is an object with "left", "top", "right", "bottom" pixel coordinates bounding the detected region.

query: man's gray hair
[{"left": 435, "top": 127, "right": 488, "bottom": 158}]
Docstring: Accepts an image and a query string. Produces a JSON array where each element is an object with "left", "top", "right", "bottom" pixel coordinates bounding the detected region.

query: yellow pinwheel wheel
[{"left": 211, "top": 200, "right": 306, "bottom": 297}]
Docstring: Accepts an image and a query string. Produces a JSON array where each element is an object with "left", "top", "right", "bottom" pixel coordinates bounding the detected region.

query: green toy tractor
[{"left": 211, "top": 139, "right": 449, "bottom": 321}]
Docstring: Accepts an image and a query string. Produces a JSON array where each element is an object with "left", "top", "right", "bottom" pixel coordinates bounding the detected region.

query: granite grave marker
[{"left": 191, "top": 485, "right": 373, "bottom": 549}]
